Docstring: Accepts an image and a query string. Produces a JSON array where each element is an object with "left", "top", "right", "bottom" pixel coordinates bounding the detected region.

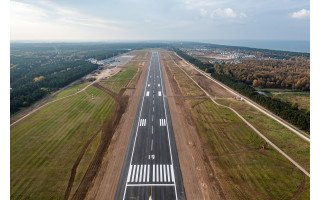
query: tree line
[{"left": 175, "top": 49, "right": 310, "bottom": 132}]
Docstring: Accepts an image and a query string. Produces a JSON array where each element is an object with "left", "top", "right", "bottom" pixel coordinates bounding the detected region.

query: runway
[{"left": 115, "top": 51, "right": 186, "bottom": 199}]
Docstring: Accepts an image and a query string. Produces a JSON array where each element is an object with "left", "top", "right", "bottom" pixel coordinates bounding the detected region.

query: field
[
  {"left": 216, "top": 98, "right": 310, "bottom": 171},
  {"left": 53, "top": 83, "right": 89, "bottom": 99},
  {"left": 11, "top": 86, "right": 115, "bottom": 199},
  {"left": 256, "top": 88, "right": 310, "bottom": 112},
  {"left": 163, "top": 50, "right": 309, "bottom": 199},
  {"left": 100, "top": 67, "right": 139, "bottom": 93}
]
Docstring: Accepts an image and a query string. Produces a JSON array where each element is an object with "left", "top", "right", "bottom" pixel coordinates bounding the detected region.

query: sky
[{"left": 10, "top": 0, "right": 310, "bottom": 41}]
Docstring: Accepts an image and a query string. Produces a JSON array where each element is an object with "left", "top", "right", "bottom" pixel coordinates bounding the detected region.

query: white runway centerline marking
[
  {"left": 146, "top": 91, "right": 150, "bottom": 96},
  {"left": 123, "top": 52, "right": 178, "bottom": 199}
]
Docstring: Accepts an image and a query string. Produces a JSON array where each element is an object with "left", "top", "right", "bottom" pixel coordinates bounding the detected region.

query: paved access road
[{"left": 115, "top": 52, "right": 186, "bottom": 200}]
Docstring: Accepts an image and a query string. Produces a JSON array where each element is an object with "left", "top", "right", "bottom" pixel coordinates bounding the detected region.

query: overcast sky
[{"left": 10, "top": 0, "right": 310, "bottom": 41}]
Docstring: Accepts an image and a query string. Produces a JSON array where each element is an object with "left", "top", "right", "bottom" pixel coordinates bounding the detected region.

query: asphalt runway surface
[{"left": 115, "top": 51, "right": 186, "bottom": 200}]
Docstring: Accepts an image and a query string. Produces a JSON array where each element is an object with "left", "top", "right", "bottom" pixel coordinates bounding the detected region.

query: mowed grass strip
[
  {"left": 164, "top": 52, "right": 309, "bottom": 199},
  {"left": 100, "top": 67, "right": 138, "bottom": 93},
  {"left": 11, "top": 86, "right": 115, "bottom": 200},
  {"left": 53, "top": 82, "right": 89, "bottom": 100},
  {"left": 216, "top": 98, "right": 310, "bottom": 171}
]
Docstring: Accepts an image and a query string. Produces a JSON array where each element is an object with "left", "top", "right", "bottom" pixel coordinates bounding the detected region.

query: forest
[
  {"left": 175, "top": 48, "right": 310, "bottom": 132},
  {"left": 10, "top": 42, "right": 168, "bottom": 114},
  {"left": 213, "top": 57, "right": 310, "bottom": 91}
]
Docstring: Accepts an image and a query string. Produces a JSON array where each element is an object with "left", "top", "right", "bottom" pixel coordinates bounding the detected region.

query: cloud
[
  {"left": 199, "top": 8, "right": 246, "bottom": 20},
  {"left": 11, "top": 0, "right": 123, "bottom": 40},
  {"left": 290, "top": 9, "right": 310, "bottom": 19}
]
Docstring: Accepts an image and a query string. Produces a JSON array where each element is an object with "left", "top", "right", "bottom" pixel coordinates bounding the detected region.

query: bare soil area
[
  {"left": 86, "top": 54, "right": 150, "bottom": 199},
  {"left": 173, "top": 55, "right": 235, "bottom": 99},
  {"left": 160, "top": 51, "right": 226, "bottom": 199}
]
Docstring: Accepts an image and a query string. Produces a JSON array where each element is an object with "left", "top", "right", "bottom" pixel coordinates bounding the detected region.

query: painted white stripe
[
  {"left": 127, "top": 165, "right": 132, "bottom": 183},
  {"left": 156, "top": 164, "right": 159, "bottom": 182},
  {"left": 135, "top": 165, "right": 140, "bottom": 182},
  {"left": 139, "top": 165, "right": 143, "bottom": 182},
  {"left": 123, "top": 52, "right": 155, "bottom": 199},
  {"left": 143, "top": 165, "right": 147, "bottom": 182},
  {"left": 153, "top": 107, "right": 154, "bottom": 112},
  {"left": 152, "top": 164, "right": 155, "bottom": 182},
  {"left": 170, "top": 165, "right": 175, "bottom": 182},
  {"left": 147, "top": 165, "right": 150, "bottom": 182},
  {"left": 146, "top": 91, "right": 150, "bottom": 96},
  {"left": 152, "top": 126, "right": 153, "bottom": 134},
  {"left": 139, "top": 119, "right": 146, "bottom": 126},
  {"left": 167, "top": 165, "right": 171, "bottom": 182},
  {"left": 163, "top": 165, "right": 167, "bottom": 182},
  {"left": 152, "top": 115, "right": 154, "bottom": 122},
  {"left": 160, "top": 164, "right": 163, "bottom": 182},
  {"left": 158, "top": 91, "right": 162, "bottom": 96},
  {"left": 131, "top": 165, "right": 136, "bottom": 182},
  {"left": 127, "top": 183, "right": 175, "bottom": 187},
  {"left": 148, "top": 84, "right": 150, "bottom": 87},
  {"left": 158, "top": 84, "right": 160, "bottom": 87}
]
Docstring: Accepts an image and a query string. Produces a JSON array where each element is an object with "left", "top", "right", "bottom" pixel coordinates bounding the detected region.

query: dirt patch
[
  {"left": 170, "top": 53, "right": 235, "bottom": 99},
  {"left": 160, "top": 51, "right": 226, "bottom": 199},
  {"left": 85, "top": 58, "right": 149, "bottom": 199}
]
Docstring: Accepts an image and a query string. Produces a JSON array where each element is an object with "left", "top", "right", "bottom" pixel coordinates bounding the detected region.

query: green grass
[
  {"left": 189, "top": 99, "right": 308, "bottom": 199},
  {"left": 216, "top": 98, "right": 310, "bottom": 171},
  {"left": 53, "top": 83, "right": 89, "bottom": 99},
  {"left": 11, "top": 86, "right": 115, "bottom": 199},
  {"left": 100, "top": 67, "right": 138, "bottom": 93},
  {"left": 275, "top": 92, "right": 310, "bottom": 112}
]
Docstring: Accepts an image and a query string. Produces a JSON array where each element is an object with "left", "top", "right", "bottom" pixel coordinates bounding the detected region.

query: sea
[{"left": 205, "top": 40, "right": 310, "bottom": 53}]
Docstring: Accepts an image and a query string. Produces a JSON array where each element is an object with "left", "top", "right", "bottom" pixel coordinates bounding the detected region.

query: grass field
[
  {"left": 255, "top": 88, "right": 310, "bottom": 112},
  {"left": 164, "top": 51, "right": 309, "bottom": 199},
  {"left": 100, "top": 67, "right": 138, "bottom": 93},
  {"left": 53, "top": 83, "right": 89, "bottom": 100},
  {"left": 216, "top": 98, "right": 310, "bottom": 171},
  {"left": 11, "top": 86, "right": 115, "bottom": 199},
  {"left": 275, "top": 92, "right": 310, "bottom": 112},
  {"left": 131, "top": 50, "right": 149, "bottom": 60}
]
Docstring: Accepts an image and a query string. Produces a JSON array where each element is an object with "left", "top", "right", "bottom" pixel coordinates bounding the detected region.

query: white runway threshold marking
[
  {"left": 123, "top": 52, "right": 178, "bottom": 200},
  {"left": 139, "top": 119, "right": 146, "bottom": 126},
  {"left": 160, "top": 119, "right": 167, "bottom": 126}
]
